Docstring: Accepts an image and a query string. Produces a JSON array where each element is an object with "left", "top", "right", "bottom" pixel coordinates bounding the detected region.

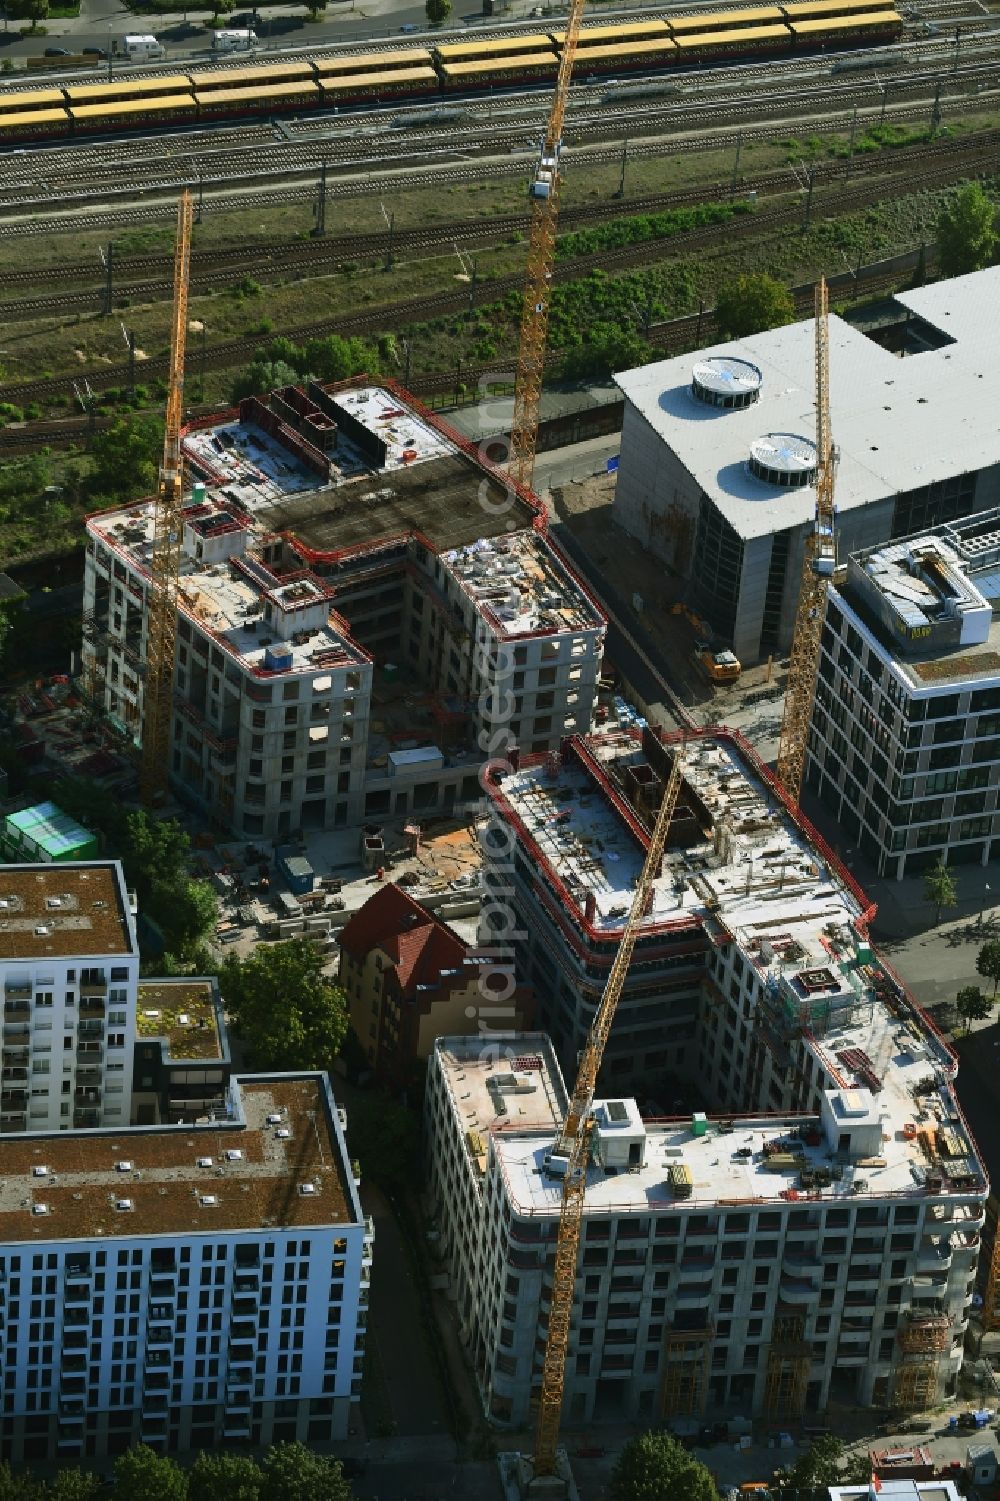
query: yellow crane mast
[
  {"left": 532, "top": 742, "right": 687, "bottom": 1477},
  {"left": 140, "top": 190, "right": 194, "bottom": 806},
  {"left": 508, "top": 0, "right": 587, "bottom": 493},
  {"left": 775, "top": 277, "right": 837, "bottom": 801}
]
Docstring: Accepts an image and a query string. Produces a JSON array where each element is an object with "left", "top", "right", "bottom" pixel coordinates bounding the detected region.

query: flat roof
[
  {"left": 432, "top": 1035, "right": 568, "bottom": 1164},
  {"left": 3, "top": 801, "right": 95, "bottom": 858},
  {"left": 441, "top": 530, "right": 604, "bottom": 638},
  {"left": 0, "top": 1076, "right": 356, "bottom": 1241},
  {"left": 137, "top": 979, "right": 224, "bottom": 1061},
  {"left": 0, "top": 863, "right": 135, "bottom": 962},
  {"left": 615, "top": 267, "right": 1000, "bottom": 543}
]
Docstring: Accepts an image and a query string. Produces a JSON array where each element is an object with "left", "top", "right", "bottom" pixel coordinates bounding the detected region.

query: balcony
[
  {"left": 59, "top": 1354, "right": 86, "bottom": 1375},
  {"left": 65, "top": 1260, "right": 91, "bottom": 1281},
  {"left": 79, "top": 999, "right": 105, "bottom": 1019},
  {"left": 234, "top": 1272, "right": 261, "bottom": 1294},
  {"left": 2, "top": 1066, "right": 27, "bottom": 1083},
  {"left": 150, "top": 1279, "right": 176, "bottom": 1300},
  {"left": 917, "top": 1240, "right": 953, "bottom": 1274},
  {"left": 73, "top": 1108, "right": 100, "bottom": 1129},
  {"left": 58, "top": 1401, "right": 85, "bottom": 1421},
  {"left": 229, "top": 1341, "right": 255, "bottom": 1363},
  {"left": 228, "top": 1363, "right": 253, "bottom": 1386},
  {"left": 846, "top": 1266, "right": 882, "bottom": 1289},
  {"left": 3, "top": 1022, "right": 29, "bottom": 1041},
  {"left": 779, "top": 1274, "right": 819, "bottom": 1304},
  {"left": 233, "top": 1298, "right": 258, "bottom": 1318},
  {"left": 4, "top": 986, "right": 30, "bottom": 1003},
  {"left": 147, "top": 1325, "right": 172, "bottom": 1348},
  {"left": 79, "top": 980, "right": 107, "bottom": 998},
  {"left": 230, "top": 1320, "right": 256, "bottom": 1341},
  {"left": 143, "top": 1371, "right": 169, "bottom": 1392},
  {"left": 74, "top": 1087, "right": 100, "bottom": 1105}
]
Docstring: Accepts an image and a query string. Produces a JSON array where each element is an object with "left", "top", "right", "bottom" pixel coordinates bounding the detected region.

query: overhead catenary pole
[{"left": 139, "top": 190, "right": 194, "bottom": 807}]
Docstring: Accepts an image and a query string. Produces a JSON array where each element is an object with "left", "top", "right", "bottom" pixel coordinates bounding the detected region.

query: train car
[
  {"left": 438, "top": 51, "right": 559, "bottom": 89},
  {"left": 560, "top": 36, "right": 679, "bottom": 73},
  {"left": 434, "top": 32, "right": 553, "bottom": 62},
  {"left": 549, "top": 19, "right": 670, "bottom": 47},
  {"left": 62, "top": 74, "right": 194, "bottom": 108},
  {"left": 187, "top": 60, "right": 315, "bottom": 91},
  {"left": 313, "top": 47, "right": 433, "bottom": 78},
  {"left": 0, "top": 105, "right": 69, "bottom": 141},
  {"left": 194, "top": 79, "right": 321, "bottom": 117},
  {"left": 782, "top": 0, "right": 896, "bottom": 18},
  {"left": 68, "top": 94, "right": 199, "bottom": 135},
  {"left": 0, "top": 86, "right": 67, "bottom": 115},
  {"left": 674, "top": 22, "right": 792, "bottom": 61},
  {"left": 789, "top": 10, "right": 902, "bottom": 46},
  {"left": 668, "top": 6, "right": 785, "bottom": 33},
  {"left": 319, "top": 65, "right": 439, "bottom": 105}
]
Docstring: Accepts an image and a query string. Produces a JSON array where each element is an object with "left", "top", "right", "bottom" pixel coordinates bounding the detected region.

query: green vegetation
[
  {"left": 976, "top": 936, "right": 1000, "bottom": 996},
  {"left": 556, "top": 199, "right": 753, "bottom": 259},
  {"left": 87, "top": 413, "right": 164, "bottom": 502},
  {"left": 7, "top": 0, "right": 50, "bottom": 32},
  {"left": 924, "top": 859, "right": 958, "bottom": 924},
  {"left": 230, "top": 333, "right": 384, "bottom": 404},
  {"left": 609, "top": 1432, "right": 718, "bottom": 1501},
  {"left": 347, "top": 1091, "right": 420, "bottom": 1193},
  {"left": 220, "top": 939, "right": 349, "bottom": 1069},
  {"left": 425, "top": 0, "right": 451, "bottom": 22},
  {"left": 715, "top": 271, "right": 795, "bottom": 337},
  {"left": 937, "top": 180, "right": 998, "bottom": 276},
  {"left": 776, "top": 1435, "right": 871, "bottom": 1490},
  {"left": 1, "top": 1443, "right": 357, "bottom": 1501},
  {"left": 956, "top": 984, "right": 992, "bottom": 1033}
]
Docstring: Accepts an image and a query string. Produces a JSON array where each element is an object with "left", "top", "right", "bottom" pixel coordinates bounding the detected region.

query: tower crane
[
  {"left": 531, "top": 741, "right": 687, "bottom": 1479},
  {"left": 507, "top": 0, "right": 588, "bottom": 493},
  {"left": 139, "top": 189, "right": 194, "bottom": 806},
  {"left": 775, "top": 277, "right": 837, "bottom": 801}
]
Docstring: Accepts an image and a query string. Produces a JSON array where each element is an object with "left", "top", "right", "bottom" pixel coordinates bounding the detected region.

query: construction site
[{"left": 428, "top": 727, "right": 987, "bottom": 1450}]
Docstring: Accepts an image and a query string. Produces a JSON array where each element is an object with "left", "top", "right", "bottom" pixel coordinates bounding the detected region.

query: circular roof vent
[
  {"left": 691, "top": 357, "right": 762, "bottom": 410},
  {"left": 749, "top": 433, "right": 817, "bottom": 488}
]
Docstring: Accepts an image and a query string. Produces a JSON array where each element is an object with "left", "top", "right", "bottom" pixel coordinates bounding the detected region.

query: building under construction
[
  {"left": 425, "top": 728, "right": 986, "bottom": 1429},
  {"left": 81, "top": 380, "right": 606, "bottom": 837}
]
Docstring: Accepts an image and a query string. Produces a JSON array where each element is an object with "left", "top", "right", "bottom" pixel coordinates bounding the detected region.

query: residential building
[
  {"left": 82, "top": 381, "right": 604, "bottom": 839},
  {"left": 132, "top": 978, "right": 231, "bottom": 1126},
  {"left": 807, "top": 512, "right": 1000, "bottom": 877},
  {"left": 0, "top": 1072, "right": 371, "bottom": 1463},
  {"left": 430, "top": 729, "right": 986, "bottom": 1428},
  {"left": 0, "top": 862, "right": 139, "bottom": 1133},
  {"left": 339, "top": 882, "right": 532, "bottom": 1085},
  {"left": 611, "top": 267, "right": 1000, "bottom": 664}
]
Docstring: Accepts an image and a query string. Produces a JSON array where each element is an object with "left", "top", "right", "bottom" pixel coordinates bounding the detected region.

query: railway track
[
  {"left": 1, "top": 136, "right": 985, "bottom": 405},
  {"left": 0, "top": 116, "right": 996, "bottom": 317}
]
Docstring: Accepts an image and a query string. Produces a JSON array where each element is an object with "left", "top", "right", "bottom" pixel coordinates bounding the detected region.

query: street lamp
[
  {"left": 107, "top": 21, "right": 113, "bottom": 82},
  {"left": 980, "top": 884, "right": 991, "bottom": 928}
]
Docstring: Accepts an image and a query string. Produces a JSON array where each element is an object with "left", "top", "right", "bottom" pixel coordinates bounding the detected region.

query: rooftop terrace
[
  {"left": 0, "top": 863, "right": 135, "bottom": 962},
  {"left": 0, "top": 1076, "right": 355, "bottom": 1241},
  {"left": 433, "top": 1035, "right": 568, "bottom": 1173},
  {"left": 136, "top": 979, "right": 224, "bottom": 1061}
]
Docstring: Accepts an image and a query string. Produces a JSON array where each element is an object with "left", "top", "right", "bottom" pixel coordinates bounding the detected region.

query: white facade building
[
  {"left": 0, "top": 1073, "right": 370, "bottom": 1463},
  {"left": 612, "top": 268, "right": 1000, "bottom": 664},
  {"left": 808, "top": 511, "right": 1000, "bottom": 878},
  {"left": 82, "top": 383, "right": 603, "bottom": 838},
  {"left": 429, "top": 730, "right": 987, "bottom": 1429},
  {"left": 0, "top": 863, "right": 139, "bottom": 1134}
]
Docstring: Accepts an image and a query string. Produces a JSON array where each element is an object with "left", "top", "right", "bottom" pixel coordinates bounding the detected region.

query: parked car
[
  {"left": 44, "top": 46, "right": 71, "bottom": 55},
  {"left": 82, "top": 46, "right": 107, "bottom": 57}
]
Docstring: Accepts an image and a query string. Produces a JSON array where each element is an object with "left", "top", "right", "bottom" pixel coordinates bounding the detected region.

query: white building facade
[
  {"left": 0, "top": 1073, "right": 370, "bottom": 1463},
  {"left": 808, "top": 513, "right": 1000, "bottom": 878},
  {"left": 0, "top": 863, "right": 139, "bottom": 1134}
]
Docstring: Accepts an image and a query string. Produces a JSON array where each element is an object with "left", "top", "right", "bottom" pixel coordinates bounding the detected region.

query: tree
[
  {"left": 113, "top": 1447, "right": 187, "bottom": 1501},
  {"left": 47, "top": 1472, "right": 101, "bottom": 1501},
  {"left": 259, "top": 1443, "right": 353, "bottom": 1501},
  {"left": 924, "top": 858, "right": 957, "bottom": 924},
  {"left": 221, "top": 939, "right": 348, "bottom": 1069},
  {"left": 87, "top": 415, "right": 164, "bottom": 503},
  {"left": 937, "top": 182, "right": 997, "bottom": 278},
  {"left": 230, "top": 359, "right": 301, "bottom": 404},
  {"left": 976, "top": 937, "right": 1000, "bottom": 997},
  {"left": 562, "top": 321, "right": 650, "bottom": 380},
  {"left": 7, "top": 0, "right": 49, "bottom": 31},
  {"left": 348, "top": 1092, "right": 419, "bottom": 1193},
  {"left": 778, "top": 1434, "right": 869, "bottom": 1490},
  {"left": 188, "top": 1452, "right": 263, "bottom": 1501},
  {"left": 0, "top": 1461, "right": 43, "bottom": 1501},
  {"left": 715, "top": 272, "right": 795, "bottom": 338},
  {"left": 956, "top": 984, "right": 992, "bottom": 1034},
  {"left": 608, "top": 1432, "right": 717, "bottom": 1501},
  {"left": 424, "top": 0, "right": 451, "bottom": 22}
]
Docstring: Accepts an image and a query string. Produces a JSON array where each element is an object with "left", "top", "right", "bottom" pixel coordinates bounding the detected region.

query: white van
[
  {"left": 118, "top": 34, "right": 166, "bottom": 60},
  {"left": 212, "top": 28, "right": 257, "bottom": 51}
]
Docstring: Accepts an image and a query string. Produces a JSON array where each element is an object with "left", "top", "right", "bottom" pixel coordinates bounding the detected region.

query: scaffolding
[
  {"left": 659, "top": 1326, "right": 713, "bottom": 1420},
  {"left": 982, "top": 1197, "right": 1000, "bottom": 1332},
  {"left": 898, "top": 1311, "right": 951, "bottom": 1355},
  {"left": 764, "top": 1314, "right": 811, "bottom": 1420},
  {"left": 892, "top": 1310, "right": 950, "bottom": 1410},
  {"left": 892, "top": 1358, "right": 939, "bottom": 1412}
]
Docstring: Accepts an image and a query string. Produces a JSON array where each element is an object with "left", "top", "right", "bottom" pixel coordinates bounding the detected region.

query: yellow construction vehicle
[{"left": 694, "top": 640, "right": 742, "bottom": 685}]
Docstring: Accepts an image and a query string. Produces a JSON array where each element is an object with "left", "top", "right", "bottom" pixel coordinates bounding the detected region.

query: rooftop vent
[
  {"left": 33, "top": 925, "right": 51, "bottom": 937},
  {"left": 225, "top": 1149, "right": 243, "bottom": 1162},
  {"left": 32, "top": 1166, "right": 49, "bottom": 1178},
  {"left": 199, "top": 1194, "right": 218, "bottom": 1208},
  {"left": 266, "top": 1113, "right": 283, "bottom": 1125},
  {"left": 749, "top": 432, "right": 817, "bottom": 489},
  {"left": 115, "top": 1199, "right": 134, "bottom": 1212},
  {"left": 298, "top": 1181, "right": 317, "bottom": 1196},
  {"left": 32, "top": 1203, "right": 49, "bottom": 1216},
  {"left": 691, "top": 356, "right": 762, "bottom": 410},
  {"left": 196, "top": 1156, "right": 213, "bottom": 1169},
  {"left": 116, "top": 1161, "right": 133, "bottom": 1173},
  {"left": 276, "top": 1128, "right": 291, "bottom": 1140}
]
